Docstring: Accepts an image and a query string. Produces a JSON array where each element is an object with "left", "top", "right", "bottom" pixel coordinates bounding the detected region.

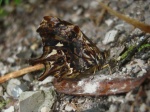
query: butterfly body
[{"left": 29, "top": 16, "right": 104, "bottom": 81}]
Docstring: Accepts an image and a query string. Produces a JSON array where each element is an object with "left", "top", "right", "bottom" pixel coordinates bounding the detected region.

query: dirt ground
[{"left": 0, "top": 0, "right": 150, "bottom": 112}]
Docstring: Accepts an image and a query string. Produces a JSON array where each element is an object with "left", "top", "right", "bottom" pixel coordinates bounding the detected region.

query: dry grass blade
[{"left": 98, "top": 2, "right": 150, "bottom": 33}]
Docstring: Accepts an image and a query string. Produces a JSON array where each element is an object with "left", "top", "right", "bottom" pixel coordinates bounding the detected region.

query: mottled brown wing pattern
[{"left": 29, "top": 16, "right": 104, "bottom": 81}]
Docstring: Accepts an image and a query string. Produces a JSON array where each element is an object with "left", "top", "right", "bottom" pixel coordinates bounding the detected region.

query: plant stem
[
  {"left": 98, "top": 1, "right": 150, "bottom": 33},
  {"left": 0, "top": 64, "right": 44, "bottom": 83}
]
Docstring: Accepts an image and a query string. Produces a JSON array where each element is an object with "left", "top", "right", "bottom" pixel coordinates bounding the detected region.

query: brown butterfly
[{"left": 29, "top": 16, "right": 105, "bottom": 81}]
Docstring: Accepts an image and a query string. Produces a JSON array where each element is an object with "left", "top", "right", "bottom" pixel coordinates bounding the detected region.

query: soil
[{"left": 0, "top": 0, "right": 150, "bottom": 112}]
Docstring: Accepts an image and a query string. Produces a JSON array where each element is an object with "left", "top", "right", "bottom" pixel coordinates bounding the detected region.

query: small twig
[
  {"left": 96, "top": 8, "right": 106, "bottom": 25},
  {"left": 98, "top": 1, "right": 150, "bottom": 33},
  {"left": 0, "top": 64, "right": 44, "bottom": 84}
]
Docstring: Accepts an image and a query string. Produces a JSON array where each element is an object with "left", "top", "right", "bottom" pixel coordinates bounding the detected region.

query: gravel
[{"left": 0, "top": 0, "right": 149, "bottom": 112}]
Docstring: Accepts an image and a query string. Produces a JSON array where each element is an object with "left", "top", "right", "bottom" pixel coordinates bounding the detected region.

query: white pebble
[
  {"left": 39, "top": 76, "right": 54, "bottom": 85},
  {"left": 105, "top": 19, "right": 113, "bottom": 26},
  {"left": 103, "top": 30, "right": 118, "bottom": 45},
  {"left": 23, "top": 74, "right": 33, "bottom": 82},
  {"left": 140, "top": 103, "right": 147, "bottom": 112},
  {"left": 3, "top": 106, "right": 14, "bottom": 112},
  {"left": 40, "top": 107, "right": 50, "bottom": 112},
  {"left": 7, "top": 79, "right": 21, "bottom": 96},
  {"left": 65, "top": 104, "right": 76, "bottom": 112}
]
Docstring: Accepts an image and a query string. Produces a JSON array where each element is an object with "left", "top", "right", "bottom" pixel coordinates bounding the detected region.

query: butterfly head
[{"left": 37, "top": 16, "right": 81, "bottom": 44}]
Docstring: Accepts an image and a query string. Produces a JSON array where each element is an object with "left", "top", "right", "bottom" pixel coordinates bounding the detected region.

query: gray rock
[
  {"left": 2, "top": 106, "right": 14, "bottom": 112},
  {"left": 141, "top": 51, "right": 150, "bottom": 60},
  {"left": 103, "top": 30, "right": 118, "bottom": 45},
  {"left": 23, "top": 74, "right": 33, "bottom": 82},
  {"left": 78, "top": 98, "right": 85, "bottom": 104},
  {"left": 105, "top": 19, "right": 114, "bottom": 26},
  {"left": 110, "top": 46, "right": 125, "bottom": 58},
  {"left": 146, "top": 90, "right": 150, "bottom": 101},
  {"left": 115, "top": 24, "right": 124, "bottom": 31},
  {"left": 140, "top": 103, "right": 147, "bottom": 112},
  {"left": 108, "top": 104, "right": 117, "bottom": 112},
  {"left": 40, "top": 107, "right": 50, "bottom": 112},
  {"left": 6, "top": 57, "right": 15, "bottom": 63},
  {"left": 65, "top": 104, "right": 76, "bottom": 112},
  {"left": 132, "top": 65, "right": 141, "bottom": 74},
  {"left": 19, "top": 91, "right": 44, "bottom": 112},
  {"left": 126, "top": 59, "right": 145, "bottom": 70},
  {"left": 11, "top": 83, "right": 29, "bottom": 98},
  {"left": 0, "top": 62, "right": 9, "bottom": 75},
  {"left": 118, "top": 34, "right": 127, "bottom": 43},
  {"left": 125, "top": 92, "right": 135, "bottom": 101},
  {"left": 137, "top": 69, "right": 147, "bottom": 77},
  {"left": 39, "top": 76, "right": 54, "bottom": 85},
  {"left": 39, "top": 90, "right": 56, "bottom": 112},
  {"left": 131, "top": 28, "right": 143, "bottom": 35},
  {"left": 7, "top": 79, "right": 21, "bottom": 96},
  {"left": 122, "top": 67, "right": 127, "bottom": 72},
  {"left": 0, "top": 86, "right": 3, "bottom": 96},
  {"left": 19, "top": 90, "right": 56, "bottom": 112},
  {"left": 90, "top": 1, "right": 99, "bottom": 9},
  {"left": 108, "top": 96, "right": 124, "bottom": 103},
  {"left": 30, "top": 43, "right": 38, "bottom": 51},
  {"left": 28, "top": 0, "right": 37, "bottom": 4}
]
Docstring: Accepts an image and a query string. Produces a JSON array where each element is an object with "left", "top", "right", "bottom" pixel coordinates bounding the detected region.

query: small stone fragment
[
  {"left": 19, "top": 91, "right": 45, "bottom": 112},
  {"left": 103, "top": 30, "right": 118, "bottom": 45},
  {"left": 110, "top": 46, "right": 125, "bottom": 58},
  {"left": 7, "top": 79, "right": 21, "bottom": 96},
  {"left": 146, "top": 90, "right": 150, "bottom": 101},
  {"left": 39, "top": 76, "right": 54, "bottom": 85},
  {"left": 11, "top": 83, "right": 29, "bottom": 98},
  {"left": 29, "top": 0, "right": 37, "bottom": 4},
  {"left": 115, "top": 24, "right": 124, "bottom": 31},
  {"left": 6, "top": 57, "right": 15, "bottom": 63},
  {"left": 0, "top": 62, "right": 9, "bottom": 75},
  {"left": 137, "top": 69, "right": 147, "bottom": 77},
  {"left": 30, "top": 43, "right": 38, "bottom": 50},
  {"left": 3, "top": 106, "right": 14, "bottom": 112},
  {"left": 105, "top": 19, "right": 114, "bottom": 26},
  {"left": 0, "top": 86, "right": 3, "bottom": 96},
  {"left": 19, "top": 90, "right": 56, "bottom": 112},
  {"left": 108, "top": 104, "right": 117, "bottom": 112},
  {"left": 140, "top": 103, "right": 147, "bottom": 112},
  {"left": 78, "top": 98, "right": 85, "bottom": 104},
  {"left": 108, "top": 96, "right": 124, "bottom": 103},
  {"left": 40, "top": 107, "right": 50, "bottom": 112},
  {"left": 125, "top": 92, "right": 135, "bottom": 101},
  {"left": 118, "top": 34, "right": 127, "bottom": 43},
  {"left": 23, "top": 74, "right": 33, "bottom": 82},
  {"left": 38, "top": 90, "right": 56, "bottom": 111},
  {"left": 65, "top": 104, "right": 76, "bottom": 112},
  {"left": 122, "top": 67, "right": 127, "bottom": 72},
  {"left": 132, "top": 65, "right": 141, "bottom": 74}
]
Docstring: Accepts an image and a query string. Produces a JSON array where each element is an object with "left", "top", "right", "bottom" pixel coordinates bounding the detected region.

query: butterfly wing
[{"left": 29, "top": 16, "right": 104, "bottom": 81}]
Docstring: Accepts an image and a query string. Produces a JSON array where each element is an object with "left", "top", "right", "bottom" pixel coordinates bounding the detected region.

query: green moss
[
  {"left": 0, "top": 0, "right": 22, "bottom": 17},
  {"left": 138, "top": 44, "right": 150, "bottom": 52},
  {"left": 0, "top": 100, "right": 6, "bottom": 109},
  {"left": 120, "top": 46, "right": 135, "bottom": 60},
  {"left": 0, "top": 0, "right": 2, "bottom": 5}
]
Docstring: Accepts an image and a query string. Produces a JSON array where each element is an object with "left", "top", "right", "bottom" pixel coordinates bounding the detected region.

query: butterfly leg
[
  {"left": 29, "top": 46, "right": 52, "bottom": 65},
  {"left": 38, "top": 62, "right": 51, "bottom": 81},
  {"left": 102, "top": 64, "right": 112, "bottom": 74}
]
